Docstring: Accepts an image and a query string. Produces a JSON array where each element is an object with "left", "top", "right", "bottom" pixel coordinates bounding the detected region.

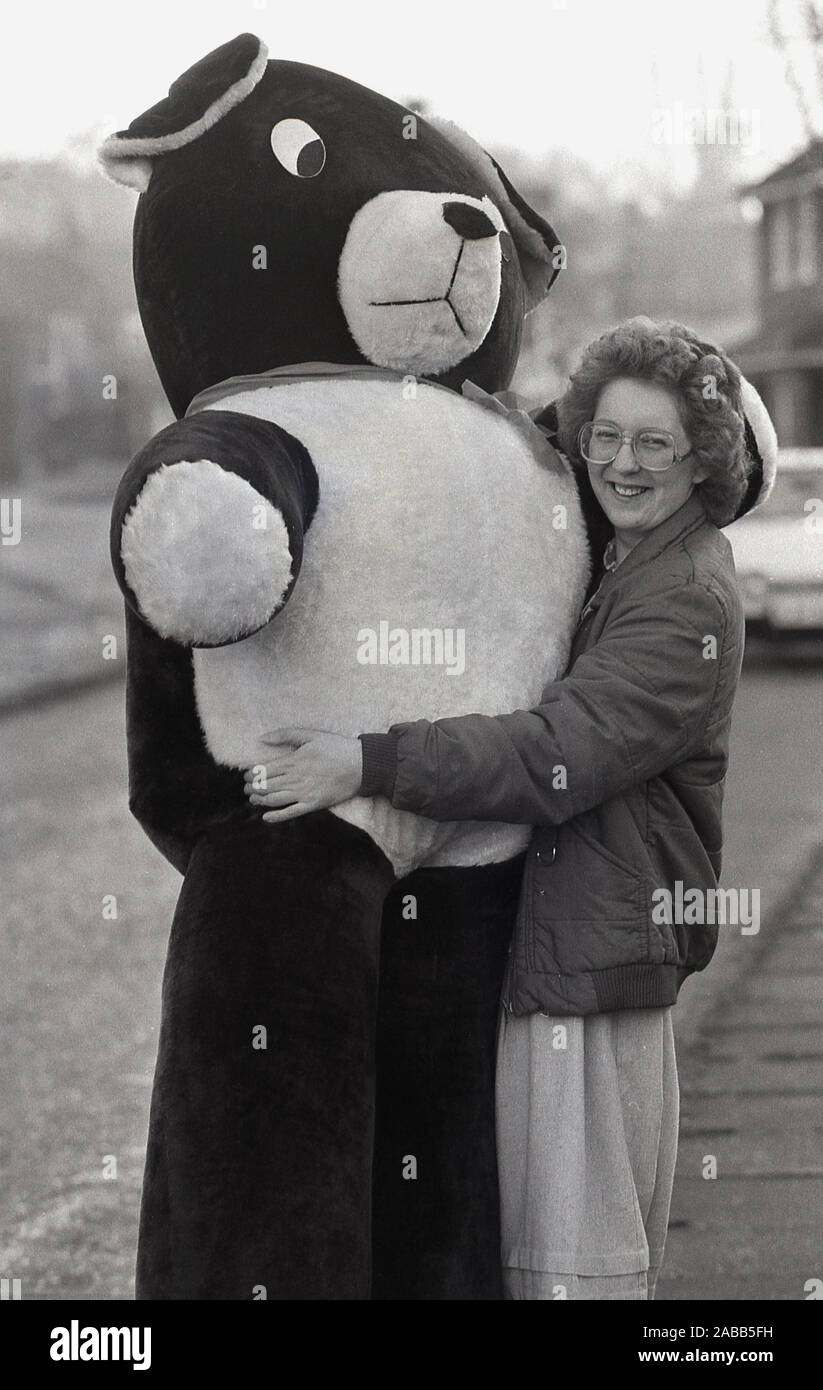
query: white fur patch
[
  {"left": 338, "top": 191, "right": 504, "bottom": 374},
  {"left": 105, "top": 157, "right": 154, "bottom": 194},
  {"left": 121, "top": 459, "right": 292, "bottom": 645},
  {"left": 190, "top": 379, "right": 590, "bottom": 876},
  {"left": 740, "top": 375, "right": 778, "bottom": 509}
]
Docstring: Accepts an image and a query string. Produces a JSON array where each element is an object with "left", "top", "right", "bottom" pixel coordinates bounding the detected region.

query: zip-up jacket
[{"left": 358, "top": 489, "right": 745, "bottom": 1016}]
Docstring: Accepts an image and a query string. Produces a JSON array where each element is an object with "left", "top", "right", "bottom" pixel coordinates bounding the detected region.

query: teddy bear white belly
[{"left": 191, "top": 376, "right": 589, "bottom": 878}]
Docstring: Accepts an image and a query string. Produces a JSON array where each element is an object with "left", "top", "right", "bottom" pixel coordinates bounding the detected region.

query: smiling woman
[
  {"left": 556, "top": 317, "right": 759, "bottom": 543},
  {"left": 271, "top": 317, "right": 779, "bottom": 1301}
]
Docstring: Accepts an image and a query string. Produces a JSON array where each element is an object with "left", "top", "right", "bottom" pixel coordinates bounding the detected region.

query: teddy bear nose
[{"left": 441, "top": 201, "right": 499, "bottom": 240}]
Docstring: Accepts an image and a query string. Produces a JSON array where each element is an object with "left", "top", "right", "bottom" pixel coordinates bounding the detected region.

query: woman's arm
[
  {"left": 245, "top": 580, "right": 739, "bottom": 826},
  {"left": 358, "top": 580, "right": 737, "bottom": 826}
]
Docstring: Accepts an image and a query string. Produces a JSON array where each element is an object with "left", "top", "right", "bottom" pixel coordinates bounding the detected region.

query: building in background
[
  {"left": 510, "top": 112, "right": 758, "bottom": 405},
  {"left": 734, "top": 142, "right": 823, "bottom": 446}
]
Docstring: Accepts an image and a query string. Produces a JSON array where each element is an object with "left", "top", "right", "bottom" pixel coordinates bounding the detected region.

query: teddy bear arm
[
  {"left": 122, "top": 605, "right": 253, "bottom": 873},
  {"left": 111, "top": 411, "right": 318, "bottom": 647}
]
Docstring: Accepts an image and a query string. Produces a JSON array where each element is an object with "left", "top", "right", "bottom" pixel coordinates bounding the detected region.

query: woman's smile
[{"left": 604, "top": 479, "right": 651, "bottom": 500}]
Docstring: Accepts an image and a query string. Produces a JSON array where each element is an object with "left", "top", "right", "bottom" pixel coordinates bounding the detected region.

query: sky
[{"left": 0, "top": 0, "right": 820, "bottom": 190}]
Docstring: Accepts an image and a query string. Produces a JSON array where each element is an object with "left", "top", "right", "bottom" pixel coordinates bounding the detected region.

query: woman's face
[{"left": 586, "top": 377, "right": 707, "bottom": 556}]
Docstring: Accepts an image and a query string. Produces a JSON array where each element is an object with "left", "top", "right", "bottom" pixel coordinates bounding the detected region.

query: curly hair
[{"left": 555, "top": 317, "right": 751, "bottom": 526}]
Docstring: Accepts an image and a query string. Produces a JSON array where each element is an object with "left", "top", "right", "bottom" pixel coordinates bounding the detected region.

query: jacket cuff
[{"left": 358, "top": 731, "right": 400, "bottom": 799}]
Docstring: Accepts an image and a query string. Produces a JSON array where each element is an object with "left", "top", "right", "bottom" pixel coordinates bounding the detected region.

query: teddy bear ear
[
  {"left": 427, "top": 116, "right": 562, "bottom": 313},
  {"left": 98, "top": 33, "right": 268, "bottom": 192}
]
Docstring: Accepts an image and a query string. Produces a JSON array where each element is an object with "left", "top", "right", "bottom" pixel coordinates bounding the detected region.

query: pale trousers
[{"left": 496, "top": 1005, "right": 679, "bottom": 1301}]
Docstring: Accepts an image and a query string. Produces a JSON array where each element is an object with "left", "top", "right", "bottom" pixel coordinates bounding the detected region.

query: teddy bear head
[{"left": 100, "top": 34, "right": 562, "bottom": 417}]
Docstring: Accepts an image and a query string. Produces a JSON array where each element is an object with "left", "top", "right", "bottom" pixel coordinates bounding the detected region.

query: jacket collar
[
  {"left": 582, "top": 490, "right": 709, "bottom": 621},
  {"left": 608, "top": 488, "right": 708, "bottom": 579}
]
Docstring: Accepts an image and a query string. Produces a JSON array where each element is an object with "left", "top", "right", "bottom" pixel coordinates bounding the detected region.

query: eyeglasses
[{"left": 578, "top": 420, "right": 693, "bottom": 473}]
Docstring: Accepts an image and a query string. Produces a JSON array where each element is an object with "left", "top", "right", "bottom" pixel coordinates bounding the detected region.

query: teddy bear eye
[{"left": 270, "top": 119, "right": 326, "bottom": 178}]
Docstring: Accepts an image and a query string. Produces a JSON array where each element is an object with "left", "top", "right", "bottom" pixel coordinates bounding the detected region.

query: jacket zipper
[{"left": 524, "top": 829, "right": 557, "bottom": 977}]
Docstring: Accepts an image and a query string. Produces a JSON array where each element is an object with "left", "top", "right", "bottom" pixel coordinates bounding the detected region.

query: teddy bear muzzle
[{"left": 337, "top": 190, "right": 506, "bottom": 376}]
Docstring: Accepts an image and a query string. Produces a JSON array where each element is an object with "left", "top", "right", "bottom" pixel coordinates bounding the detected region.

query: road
[{"left": 0, "top": 644, "right": 821, "bottom": 1300}]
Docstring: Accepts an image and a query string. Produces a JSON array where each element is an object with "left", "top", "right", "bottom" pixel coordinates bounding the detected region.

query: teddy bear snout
[{"left": 338, "top": 190, "right": 506, "bottom": 377}]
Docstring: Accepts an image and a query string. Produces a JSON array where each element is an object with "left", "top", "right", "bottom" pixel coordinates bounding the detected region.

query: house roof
[
  {"left": 728, "top": 307, "right": 823, "bottom": 373},
  {"left": 741, "top": 140, "right": 823, "bottom": 199}
]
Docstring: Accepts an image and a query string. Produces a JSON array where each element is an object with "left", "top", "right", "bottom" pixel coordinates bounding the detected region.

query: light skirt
[{"left": 496, "top": 1005, "right": 679, "bottom": 1302}]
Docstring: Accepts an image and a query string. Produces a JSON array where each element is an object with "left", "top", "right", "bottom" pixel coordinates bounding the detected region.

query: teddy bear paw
[{"left": 120, "top": 459, "right": 294, "bottom": 645}]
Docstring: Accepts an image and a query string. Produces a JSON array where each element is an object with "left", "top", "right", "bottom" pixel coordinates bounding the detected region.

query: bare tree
[{"left": 767, "top": 0, "right": 823, "bottom": 139}]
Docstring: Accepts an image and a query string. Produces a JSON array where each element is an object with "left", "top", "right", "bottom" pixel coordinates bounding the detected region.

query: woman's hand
[{"left": 244, "top": 727, "right": 363, "bottom": 823}]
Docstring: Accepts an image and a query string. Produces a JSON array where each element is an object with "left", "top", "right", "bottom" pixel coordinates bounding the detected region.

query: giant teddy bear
[{"left": 100, "top": 33, "right": 592, "bottom": 1300}]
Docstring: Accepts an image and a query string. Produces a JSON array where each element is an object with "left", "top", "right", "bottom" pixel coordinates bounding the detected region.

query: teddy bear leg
[
  {"left": 134, "top": 810, "right": 394, "bottom": 1300},
  {"left": 371, "top": 853, "right": 525, "bottom": 1300}
]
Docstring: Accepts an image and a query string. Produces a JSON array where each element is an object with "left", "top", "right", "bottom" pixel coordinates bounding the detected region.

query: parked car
[{"left": 724, "top": 450, "right": 823, "bottom": 635}]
